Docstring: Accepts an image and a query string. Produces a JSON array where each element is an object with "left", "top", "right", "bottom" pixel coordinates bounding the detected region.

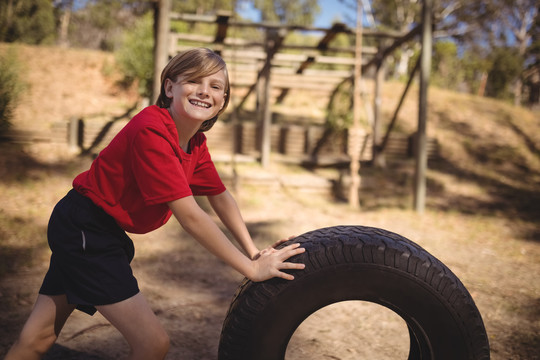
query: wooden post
[
  {"left": 68, "top": 117, "right": 79, "bottom": 152},
  {"left": 372, "top": 43, "right": 386, "bottom": 168},
  {"left": 348, "top": 0, "right": 364, "bottom": 209},
  {"left": 414, "top": 0, "right": 432, "bottom": 213},
  {"left": 258, "top": 28, "right": 285, "bottom": 168},
  {"left": 259, "top": 29, "right": 276, "bottom": 168},
  {"left": 152, "top": 0, "right": 171, "bottom": 104}
]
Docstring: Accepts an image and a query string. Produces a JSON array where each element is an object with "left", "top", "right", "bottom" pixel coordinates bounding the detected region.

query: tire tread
[{"left": 218, "top": 225, "right": 490, "bottom": 360}]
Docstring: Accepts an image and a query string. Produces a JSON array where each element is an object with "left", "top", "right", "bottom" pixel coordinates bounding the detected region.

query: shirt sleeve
[
  {"left": 190, "top": 135, "right": 226, "bottom": 196},
  {"left": 131, "top": 126, "right": 193, "bottom": 205}
]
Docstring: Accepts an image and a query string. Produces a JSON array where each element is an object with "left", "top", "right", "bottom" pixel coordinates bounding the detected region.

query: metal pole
[{"left": 414, "top": 0, "right": 432, "bottom": 213}]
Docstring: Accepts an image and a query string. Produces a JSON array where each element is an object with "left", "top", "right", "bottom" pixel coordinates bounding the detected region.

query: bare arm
[
  {"left": 207, "top": 190, "right": 259, "bottom": 259},
  {"left": 168, "top": 196, "right": 305, "bottom": 282}
]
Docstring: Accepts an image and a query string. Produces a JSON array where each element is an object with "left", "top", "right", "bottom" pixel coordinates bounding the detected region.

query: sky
[
  {"left": 238, "top": 0, "right": 355, "bottom": 28},
  {"left": 314, "top": 0, "right": 353, "bottom": 27}
]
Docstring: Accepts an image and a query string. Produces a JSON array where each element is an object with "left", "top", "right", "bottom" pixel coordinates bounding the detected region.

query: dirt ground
[
  {"left": 0, "top": 148, "right": 539, "bottom": 359},
  {"left": 1, "top": 44, "right": 539, "bottom": 359}
]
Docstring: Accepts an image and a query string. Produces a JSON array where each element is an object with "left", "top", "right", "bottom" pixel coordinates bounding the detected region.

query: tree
[
  {"left": 370, "top": 0, "right": 421, "bottom": 79},
  {"left": 436, "top": 0, "right": 538, "bottom": 104},
  {"left": 0, "top": 48, "right": 26, "bottom": 133},
  {"left": 460, "top": 48, "right": 492, "bottom": 95},
  {"left": 485, "top": 47, "right": 523, "bottom": 99},
  {"left": 0, "top": 0, "right": 56, "bottom": 44},
  {"left": 55, "top": 0, "right": 73, "bottom": 47},
  {"left": 484, "top": 0, "right": 538, "bottom": 105},
  {"left": 247, "top": 0, "right": 320, "bottom": 25},
  {"left": 524, "top": 3, "right": 539, "bottom": 105},
  {"left": 66, "top": 0, "right": 151, "bottom": 50},
  {"left": 431, "top": 40, "right": 461, "bottom": 90},
  {"left": 116, "top": 12, "right": 154, "bottom": 97}
]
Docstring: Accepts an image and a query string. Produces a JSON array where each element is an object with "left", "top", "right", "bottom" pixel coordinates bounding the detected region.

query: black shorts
[{"left": 39, "top": 189, "right": 139, "bottom": 315}]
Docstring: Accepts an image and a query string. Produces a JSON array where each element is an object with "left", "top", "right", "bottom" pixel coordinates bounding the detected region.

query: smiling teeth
[{"left": 190, "top": 100, "right": 210, "bottom": 108}]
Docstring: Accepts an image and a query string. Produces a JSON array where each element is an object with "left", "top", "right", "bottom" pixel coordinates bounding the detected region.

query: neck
[{"left": 167, "top": 108, "right": 199, "bottom": 152}]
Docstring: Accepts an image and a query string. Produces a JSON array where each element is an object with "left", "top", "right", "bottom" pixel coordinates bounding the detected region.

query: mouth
[{"left": 189, "top": 99, "right": 211, "bottom": 108}]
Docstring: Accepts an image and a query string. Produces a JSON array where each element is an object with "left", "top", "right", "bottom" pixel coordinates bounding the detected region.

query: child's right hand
[
  {"left": 249, "top": 243, "right": 305, "bottom": 282},
  {"left": 251, "top": 235, "right": 296, "bottom": 260}
]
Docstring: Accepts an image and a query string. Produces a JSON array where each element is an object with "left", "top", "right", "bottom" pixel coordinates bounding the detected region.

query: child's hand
[
  {"left": 249, "top": 243, "right": 305, "bottom": 282},
  {"left": 252, "top": 235, "right": 297, "bottom": 260},
  {"left": 270, "top": 235, "right": 296, "bottom": 249}
]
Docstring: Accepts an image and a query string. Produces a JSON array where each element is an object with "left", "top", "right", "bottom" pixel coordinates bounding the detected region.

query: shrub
[
  {"left": 0, "top": 47, "right": 25, "bottom": 133},
  {"left": 114, "top": 13, "right": 154, "bottom": 98}
]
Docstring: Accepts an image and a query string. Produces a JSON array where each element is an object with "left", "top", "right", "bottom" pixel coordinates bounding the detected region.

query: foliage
[
  {"left": 371, "top": 0, "right": 421, "bottom": 32},
  {"left": 172, "top": 0, "right": 234, "bottom": 13},
  {"left": 0, "top": 0, "right": 536, "bottom": 105},
  {"left": 115, "top": 12, "right": 154, "bottom": 98},
  {"left": 460, "top": 49, "right": 492, "bottom": 95},
  {"left": 326, "top": 78, "right": 370, "bottom": 132},
  {"left": 526, "top": 4, "right": 540, "bottom": 67},
  {"left": 0, "top": 47, "right": 26, "bottom": 133},
  {"left": 431, "top": 41, "right": 462, "bottom": 90},
  {"left": 66, "top": 0, "right": 149, "bottom": 50},
  {"left": 485, "top": 47, "right": 524, "bottom": 100},
  {"left": 250, "top": 0, "right": 320, "bottom": 25},
  {"left": 327, "top": 79, "right": 354, "bottom": 131},
  {"left": 0, "top": 0, "right": 56, "bottom": 44}
]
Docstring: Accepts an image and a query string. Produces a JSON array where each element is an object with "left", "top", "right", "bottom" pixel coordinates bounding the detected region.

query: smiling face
[
  {"left": 165, "top": 70, "right": 227, "bottom": 126},
  {"left": 157, "top": 48, "right": 231, "bottom": 132}
]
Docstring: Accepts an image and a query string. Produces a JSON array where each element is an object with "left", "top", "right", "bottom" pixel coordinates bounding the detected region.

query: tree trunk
[{"left": 57, "top": 0, "right": 73, "bottom": 47}]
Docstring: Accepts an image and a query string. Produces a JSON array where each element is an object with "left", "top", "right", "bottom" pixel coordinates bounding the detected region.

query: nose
[{"left": 197, "top": 82, "right": 209, "bottom": 97}]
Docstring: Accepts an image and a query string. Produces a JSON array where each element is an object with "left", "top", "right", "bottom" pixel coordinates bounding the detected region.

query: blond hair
[{"left": 156, "top": 48, "right": 230, "bottom": 132}]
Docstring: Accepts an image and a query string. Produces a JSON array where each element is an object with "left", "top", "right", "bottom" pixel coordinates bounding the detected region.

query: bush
[
  {"left": 0, "top": 47, "right": 25, "bottom": 133},
  {"left": 115, "top": 13, "right": 154, "bottom": 98},
  {"left": 0, "top": 0, "right": 56, "bottom": 45},
  {"left": 486, "top": 47, "right": 523, "bottom": 100}
]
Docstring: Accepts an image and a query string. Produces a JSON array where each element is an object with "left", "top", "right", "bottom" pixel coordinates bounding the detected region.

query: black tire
[{"left": 218, "top": 225, "right": 490, "bottom": 360}]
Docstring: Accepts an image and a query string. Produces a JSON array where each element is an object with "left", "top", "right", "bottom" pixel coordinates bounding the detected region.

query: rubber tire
[{"left": 218, "top": 225, "right": 490, "bottom": 360}]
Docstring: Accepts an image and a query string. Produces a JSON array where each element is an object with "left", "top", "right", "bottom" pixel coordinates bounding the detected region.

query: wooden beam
[
  {"left": 318, "top": 23, "right": 348, "bottom": 50},
  {"left": 170, "top": 12, "right": 406, "bottom": 39},
  {"left": 235, "top": 31, "right": 287, "bottom": 111},
  {"left": 170, "top": 32, "right": 378, "bottom": 56},
  {"left": 273, "top": 22, "right": 350, "bottom": 105},
  {"left": 214, "top": 13, "right": 230, "bottom": 44},
  {"left": 363, "top": 24, "right": 422, "bottom": 70},
  {"left": 377, "top": 56, "right": 420, "bottom": 155},
  {"left": 275, "top": 55, "right": 315, "bottom": 104}
]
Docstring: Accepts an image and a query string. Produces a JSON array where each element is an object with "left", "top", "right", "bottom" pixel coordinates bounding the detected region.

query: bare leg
[
  {"left": 96, "top": 292, "right": 170, "bottom": 360},
  {"left": 4, "top": 294, "right": 76, "bottom": 360}
]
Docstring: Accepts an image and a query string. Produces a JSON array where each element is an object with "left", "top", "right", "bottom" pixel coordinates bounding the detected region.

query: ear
[
  {"left": 164, "top": 78, "right": 174, "bottom": 98},
  {"left": 219, "top": 93, "right": 227, "bottom": 110}
]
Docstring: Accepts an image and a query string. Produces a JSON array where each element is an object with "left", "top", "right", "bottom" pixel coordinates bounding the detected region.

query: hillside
[
  {"left": 3, "top": 43, "right": 138, "bottom": 132},
  {"left": 1, "top": 44, "right": 539, "bottom": 359},
  {"left": 4, "top": 44, "right": 540, "bottom": 194}
]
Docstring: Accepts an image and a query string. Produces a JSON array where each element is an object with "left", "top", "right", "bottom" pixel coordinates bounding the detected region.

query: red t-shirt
[{"left": 73, "top": 105, "right": 226, "bottom": 234}]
